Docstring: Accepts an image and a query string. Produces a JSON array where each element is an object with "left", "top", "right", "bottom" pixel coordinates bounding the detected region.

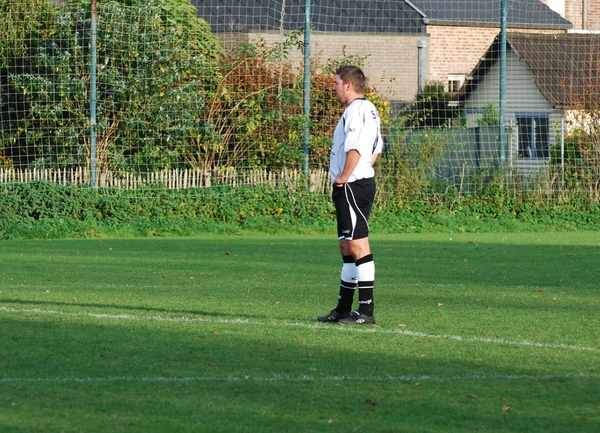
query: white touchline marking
[
  {"left": 1, "top": 305, "right": 598, "bottom": 353},
  {"left": 1, "top": 372, "right": 598, "bottom": 384}
]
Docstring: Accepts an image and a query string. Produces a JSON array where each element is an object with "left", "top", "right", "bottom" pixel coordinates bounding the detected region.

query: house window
[
  {"left": 448, "top": 74, "right": 465, "bottom": 94},
  {"left": 516, "top": 114, "right": 549, "bottom": 158}
]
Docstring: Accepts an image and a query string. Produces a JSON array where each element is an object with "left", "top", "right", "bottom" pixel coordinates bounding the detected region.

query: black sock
[
  {"left": 356, "top": 254, "right": 375, "bottom": 316},
  {"left": 335, "top": 283, "right": 355, "bottom": 313},
  {"left": 335, "top": 255, "right": 356, "bottom": 313},
  {"left": 357, "top": 282, "right": 374, "bottom": 315}
]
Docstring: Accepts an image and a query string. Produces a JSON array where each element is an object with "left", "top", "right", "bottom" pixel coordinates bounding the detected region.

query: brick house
[
  {"left": 195, "top": 0, "right": 571, "bottom": 104},
  {"left": 193, "top": 0, "right": 429, "bottom": 103},
  {"left": 411, "top": 0, "right": 572, "bottom": 96},
  {"left": 540, "top": 0, "right": 600, "bottom": 31}
]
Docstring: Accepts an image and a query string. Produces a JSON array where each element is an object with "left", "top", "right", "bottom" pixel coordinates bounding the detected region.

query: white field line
[
  {"left": 1, "top": 372, "right": 599, "bottom": 384},
  {"left": 1, "top": 305, "right": 598, "bottom": 353},
  {"left": 0, "top": 282, "right": 577, "bottom": 290}
]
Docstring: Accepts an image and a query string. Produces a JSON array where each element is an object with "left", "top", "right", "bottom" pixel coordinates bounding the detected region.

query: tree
[
  {"left": 0, "top": 0, "right": 57, "bottom": 167},
  {"left": 0, "top": 0, "right": 56, "bottom": 67},
  {"left": 413, "top": 81, "right": 458, "bottom": 128},
  {"left": 2, "top": 0, "right": 222, "bottom": 173},
  {"left": 67, "top": 0, "right": 222, "bottom": 58}
]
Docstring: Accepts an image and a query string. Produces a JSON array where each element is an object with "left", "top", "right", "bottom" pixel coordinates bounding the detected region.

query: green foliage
[
  {"left": 2, "top": 0, "right": 220, "bottom": 172},
  {"left": 2, "top": 180, "right": 600, "bottom": 240},
  {"left": 68, "top": 0, "right": 223, "bottom": 58},
  {"left": 0, "top": 1, "right": 382, "bottom": 176},
  {"left": 184, "top": 39, "right": 305, "bottom": 173},
  {"left": 0, "top": 0, "right": 57, "bottom": 168},
  {"left": 181, "top": 37, "right": 388, "bottom": 172},
  {"left": 415, "top": 81, "right": 459, "bottom": 128},
  {"left": 0, "top": 0, "right": 56, "bottom": 66},
  {"left": 157, "top": 0, "right": 223, "bottom": 57},
  {"left": 548, "top": 120, "right": 600, "bottom": 205},
  {"left": 0, "top": 180, "right": 336, "bottom": 239},
  {"left": 477, "top": 102, "right": 500, "bottom": 127},
  {"left": 2, "top": 1, "right": 600, "bottom": 217},
  {"left": 550, "top": 129, "right": 594, "bottom": 187},
  {"left": 549, "top": 50, "right": 600, "bottom": 206},
  {"left": 377, "top": 119, "right": 457, "bottom": 208}
]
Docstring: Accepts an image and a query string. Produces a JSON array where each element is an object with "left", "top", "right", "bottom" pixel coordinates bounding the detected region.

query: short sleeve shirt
[{"left": 329, "top": 98, "right": 383, "bottom": 183}]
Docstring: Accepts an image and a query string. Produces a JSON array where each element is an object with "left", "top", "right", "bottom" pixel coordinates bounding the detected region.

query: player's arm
[
  {"left": 334, "top": 149, "right": 360, "bottom": 186},
  {"left": 371, "top": 128, "right": 384, "bottom": 166}
]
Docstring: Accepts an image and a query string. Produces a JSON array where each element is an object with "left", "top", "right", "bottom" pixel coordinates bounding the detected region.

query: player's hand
[{"left": 334, "top": 173, "right": 346, "bottom": 186}]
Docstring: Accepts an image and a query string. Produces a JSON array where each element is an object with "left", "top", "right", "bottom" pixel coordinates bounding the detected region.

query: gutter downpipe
[{"left": 417, "top": 40, "right": 427, "bottom": 94}]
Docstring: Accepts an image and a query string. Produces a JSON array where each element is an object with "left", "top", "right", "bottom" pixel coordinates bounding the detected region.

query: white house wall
[{"left": 464, "top": 50, "right": 563, "bottom": 157}]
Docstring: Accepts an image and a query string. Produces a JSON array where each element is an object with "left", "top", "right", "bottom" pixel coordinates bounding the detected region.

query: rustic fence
[{"left": 0, "top": 167, "right": 332, "bottom": 193}]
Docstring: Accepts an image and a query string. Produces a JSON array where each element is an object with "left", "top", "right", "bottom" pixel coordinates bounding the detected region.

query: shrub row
[
  {"left": 0, "top": 181, "right": 335, "bottom": 239},
  {"left": 1, "top": 181, "right": 600, "bottom": 240}
]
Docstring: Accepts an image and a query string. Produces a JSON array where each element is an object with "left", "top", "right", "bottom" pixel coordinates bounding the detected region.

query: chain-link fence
[{"left": 1, "top": 0, "right": 599, "bottom": 209}]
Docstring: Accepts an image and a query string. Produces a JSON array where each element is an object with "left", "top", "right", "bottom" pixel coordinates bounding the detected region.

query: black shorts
[{"left": 332, "top": 177, "right": 376, "bottom": 241}]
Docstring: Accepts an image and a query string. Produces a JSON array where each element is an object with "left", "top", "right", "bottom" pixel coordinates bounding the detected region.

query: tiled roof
[
  {"left": 508, "top": 33, "right": 600, "bottom": 106},
  {"left": 459, "top": 33, "right": 600, "bottom": 107},
  {"left": 193, "top": 0, "right": 425, "bottom": 33},
  {"left": 194, "top": 0, "right": 572, "bottom": 33}
]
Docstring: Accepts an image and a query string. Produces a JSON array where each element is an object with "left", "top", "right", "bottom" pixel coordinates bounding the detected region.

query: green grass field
[{"left": 1, "top": 232, "right": 599, "bottom": 432}]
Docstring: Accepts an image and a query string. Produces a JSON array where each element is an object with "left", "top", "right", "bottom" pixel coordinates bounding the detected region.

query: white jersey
[{"left": 329, "top": 98, "right": 383, "bottom": 183}]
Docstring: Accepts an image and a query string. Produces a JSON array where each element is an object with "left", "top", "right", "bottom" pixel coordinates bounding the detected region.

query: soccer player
[{"left": 317, "top": 65, "right": 383, "bottom": 325}]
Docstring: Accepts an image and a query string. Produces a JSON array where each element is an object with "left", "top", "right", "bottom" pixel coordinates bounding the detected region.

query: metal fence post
[
  {"left": 498, "top": 0, "right": 507, "bottom": 165},
  {"left": 89, "top": 0, "right": 98, "bottom": 188},
  {"left": 302, "top": 0, "right": 311, "bottom": 176}
]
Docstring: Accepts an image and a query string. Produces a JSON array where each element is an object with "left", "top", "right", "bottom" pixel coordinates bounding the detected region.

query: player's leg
[
  {"left": 334, "top": 235, "right": 376, "bottom": 319},
  {"left": 316, "top": 242, "right": 355, "bottom": 322},
  {"left": 338, "top": 237, "right": 375, "bottom": 324},
  {"left": 338, "top": 179, "right": 376, "bottom": 325},
  {"left": 317, "top": 186, "right": 356, "bottom": 322},
  {"left": 338, "top": 239, "right": 360, "bottom": 312}
]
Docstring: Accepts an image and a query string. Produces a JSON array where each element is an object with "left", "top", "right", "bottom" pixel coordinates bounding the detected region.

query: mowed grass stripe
[{"left": 1, "top": 305, "right": 597, "bottom": 353}]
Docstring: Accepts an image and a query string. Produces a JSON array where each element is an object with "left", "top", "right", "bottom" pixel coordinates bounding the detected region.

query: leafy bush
[
  {"left": 0, "top": 0, "right": 58, "bottom": 168},
  {"left": 0, "top": 180, "right": 336, "bottom": 239},
  {"left": 1, "top": 0, "right": 221, "bottom": 173},
  {"left": 412, "top": 81, "right": 459, "bottom": 128},
  {"left": 182, "top": 39, "right": 304, "bottom": 175},
  {"left": 1, "top": 180, "right": 599, "bottom": 240},
  {"left": 377, "top": 123, "right": 458, "bottom": 209},
  {"left": 0, "top": 0, "right": 56, "bottom": 66},
  {"left": 1, "top": 0, "right": 395, "bottom": 182}
]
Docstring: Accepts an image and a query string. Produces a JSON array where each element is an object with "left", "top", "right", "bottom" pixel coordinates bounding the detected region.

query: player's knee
[
  {"left": 356, "top": 254, "right": 375, "bottom": 281},
  {"left": 347, "top": 239, "right": 370, "bottom": 260}
]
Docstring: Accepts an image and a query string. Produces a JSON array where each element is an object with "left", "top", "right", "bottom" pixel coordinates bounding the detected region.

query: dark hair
[{"left": 335, "top": 65, "right": 366, "bottom": 93}]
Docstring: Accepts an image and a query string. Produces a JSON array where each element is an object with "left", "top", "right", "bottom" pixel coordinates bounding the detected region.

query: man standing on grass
[{"left": 317, "top": 65, "right": 383, "bottom": 325}]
